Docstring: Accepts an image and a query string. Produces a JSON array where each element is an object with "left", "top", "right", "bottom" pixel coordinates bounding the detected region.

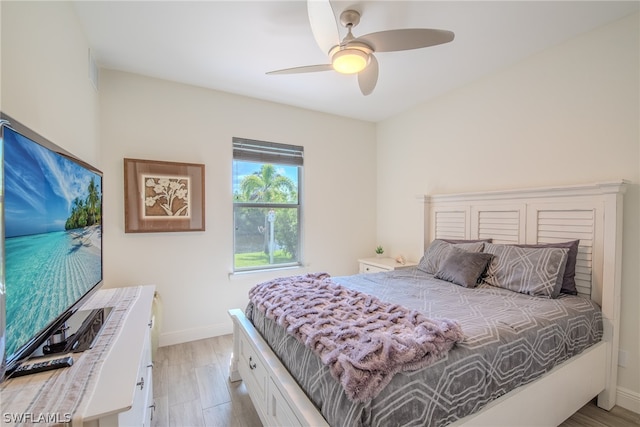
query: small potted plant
[{"left": 375, "top": 245, "right": 384, "bottom": 258}]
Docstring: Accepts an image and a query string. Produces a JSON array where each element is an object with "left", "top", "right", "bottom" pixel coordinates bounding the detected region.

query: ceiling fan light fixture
[{"left": 332, "top": 48, "right": 368, "bottom": 74}]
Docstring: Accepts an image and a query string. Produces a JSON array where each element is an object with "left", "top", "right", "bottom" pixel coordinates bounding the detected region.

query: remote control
[{"left": 11, "top": 356, "right": 74, "bottom": 378}]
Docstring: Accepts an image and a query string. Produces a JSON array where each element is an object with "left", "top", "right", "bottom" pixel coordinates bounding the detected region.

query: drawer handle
[
  {"left": 137, "top": 377, "right": 145, "bottom": 390},
  {"left": 149, "top": 401, "right": 156, "bottom": 421},
  {"left": 249, "top": 356, "right": 257, "bottom": 370}
]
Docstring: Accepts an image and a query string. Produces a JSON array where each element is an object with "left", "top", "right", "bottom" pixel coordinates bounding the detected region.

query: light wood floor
[
  {"left": 152, "top": 335, "right": 639, "bottom": 427},
  {"left": 152, "top": 334, "right": 261, "bottom": 427}
]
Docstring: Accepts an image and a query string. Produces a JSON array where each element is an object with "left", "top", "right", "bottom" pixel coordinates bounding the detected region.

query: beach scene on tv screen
[{"left": 3, "top": 127, "right": 102, "bottom": 358}]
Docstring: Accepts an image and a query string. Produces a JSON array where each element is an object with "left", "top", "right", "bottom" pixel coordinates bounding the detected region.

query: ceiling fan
[{"left": 266, "top": 0, "right": 455, "bottom": 95}]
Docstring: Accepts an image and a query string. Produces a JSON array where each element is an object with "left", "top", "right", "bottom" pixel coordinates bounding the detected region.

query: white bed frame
[{"left": 229, "top": 181, "right": 627, "bottom": 426}]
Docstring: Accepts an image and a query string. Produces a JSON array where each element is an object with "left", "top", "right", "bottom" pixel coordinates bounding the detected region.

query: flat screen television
[{"left": 0, "top": 114, "right": 103, "bottom": 381}]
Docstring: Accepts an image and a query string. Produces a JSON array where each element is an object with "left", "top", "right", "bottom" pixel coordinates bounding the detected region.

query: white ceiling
[{"left": 73, "top": 1, "right": 639, "bottom": 122}]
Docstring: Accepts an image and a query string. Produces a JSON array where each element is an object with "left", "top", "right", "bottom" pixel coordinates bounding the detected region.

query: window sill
[{"left": 228, "top": 263, "right": 308, "bottom": 281}]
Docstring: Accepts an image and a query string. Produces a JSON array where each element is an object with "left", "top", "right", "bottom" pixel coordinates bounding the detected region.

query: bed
[{"left": 229, "top": 181, "right": 627, "bottom": 426}]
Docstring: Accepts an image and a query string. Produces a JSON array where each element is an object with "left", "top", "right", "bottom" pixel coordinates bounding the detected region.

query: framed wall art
[{"left": 124, "top": 158, "right": 205, "bottom": 233}]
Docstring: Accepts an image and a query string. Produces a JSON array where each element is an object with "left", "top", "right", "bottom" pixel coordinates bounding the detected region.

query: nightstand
[{"left": 358, "top": 257, "right": 418, "bottom": 274}]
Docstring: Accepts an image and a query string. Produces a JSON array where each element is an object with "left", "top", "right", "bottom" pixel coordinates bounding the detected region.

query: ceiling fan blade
[
  {"left": 357, "top": 29, "right": 454, "bottom": 53},
  {"left": 358, "top": 54, "right": 378, "bottom": 96},
  {"left": 267, "top": 64, "right": 334, "bottom": 75},
  {"left": 307, "top": 0, "right": 340, "bottom": 54}
]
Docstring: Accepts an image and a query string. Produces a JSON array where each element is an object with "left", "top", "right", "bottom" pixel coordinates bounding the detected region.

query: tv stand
[{"left": 0, "top": 286, "right": 156, "bottom": 426}]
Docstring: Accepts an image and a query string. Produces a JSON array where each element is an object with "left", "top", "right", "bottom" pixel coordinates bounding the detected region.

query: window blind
[{"left": 232, "top": 137, "right": 303, "bottom": 166}]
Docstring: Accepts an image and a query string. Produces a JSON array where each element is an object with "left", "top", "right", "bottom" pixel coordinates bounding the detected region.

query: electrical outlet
[{"left": 618, "top": 349, "right": 629, "bottom": 368}]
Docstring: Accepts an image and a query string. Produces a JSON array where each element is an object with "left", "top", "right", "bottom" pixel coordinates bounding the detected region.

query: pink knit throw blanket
[{"left": 249, "top": 273, "right": 464, "bottom": 402}]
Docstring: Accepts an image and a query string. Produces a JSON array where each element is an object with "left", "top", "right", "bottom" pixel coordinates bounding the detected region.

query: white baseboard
[
  {"left": 158, "top": 322, "right": 232, "bottom": 347},
  {"left": 617, "top": 386, "right": 640, "bottom": 414}
]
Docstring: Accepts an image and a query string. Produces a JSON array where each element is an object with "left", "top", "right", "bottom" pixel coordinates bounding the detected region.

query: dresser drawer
[
  {"left": 359, "top": 257, "right": 418, "bottom": 274},
  {"left": 268, "top": 378, "right": 301, "bottom": 427},
  {"left": 118, "top": 318, "right": 154, "bottom": 426},
  {"left": 360, "top": 263, "right": 390, "bottom": 273},
  {"left": 238, "top": 329, "right": 268, "bottom": 406}
]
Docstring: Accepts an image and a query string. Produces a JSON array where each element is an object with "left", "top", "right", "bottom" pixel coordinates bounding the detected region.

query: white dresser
[{"left": 0, "top": 285, "right": 156, "bottom": 426}]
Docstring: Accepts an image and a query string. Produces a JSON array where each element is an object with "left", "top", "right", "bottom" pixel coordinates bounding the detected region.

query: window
[{"left": 232, "top": 138, "right": 303, "bottom": 272}]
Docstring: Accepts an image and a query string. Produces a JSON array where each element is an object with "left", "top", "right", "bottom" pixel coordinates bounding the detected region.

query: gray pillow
[
  {"left": 482, "top": 243, "right": 569, "bottom": 298},
  {"left": 417, "top": 240, "right": 486, "bottom": 274},
  {"left": 434, "top": 247, "right": 494, "bottom": 288},
  {"left": 514, "top": 240, "right": 579, "bottom": 295}
]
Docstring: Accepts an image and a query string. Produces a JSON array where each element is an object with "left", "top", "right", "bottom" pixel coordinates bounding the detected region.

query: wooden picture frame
[{"left": 124, "top": 158, "right": 205, "bottom": 233}]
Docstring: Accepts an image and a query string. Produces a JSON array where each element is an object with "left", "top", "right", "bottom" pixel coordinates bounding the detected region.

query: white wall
[
  {"left": 377, "top": 13, "right": 639, "bottom": 411},
  {"left": 98, "top": 70, "right": 377, "bottom": 346},
  {"left": 0, "top": 1, "right": 100, "bottom": 165}
]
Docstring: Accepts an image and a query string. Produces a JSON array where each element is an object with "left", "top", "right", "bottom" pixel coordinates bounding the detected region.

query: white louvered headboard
[
  {"left": 421, "top": 181, "right": 627, "bottom": 409},
  {"left": 423, "top": 182, "right": 626, "bottom": 301},
  {"left": 431, "top": 202, "right": 599, "bottom": 297}
]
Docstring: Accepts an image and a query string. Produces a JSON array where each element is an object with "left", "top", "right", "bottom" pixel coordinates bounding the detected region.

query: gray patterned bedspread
[{"left": 246, "top": 268, "right": 603, "bottom": 427}]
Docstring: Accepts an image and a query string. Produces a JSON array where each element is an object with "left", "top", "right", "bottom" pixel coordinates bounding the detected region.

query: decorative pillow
[
  {"left": 435, "top": 247, "right": 494, "bottom": 288},
  {"left": 482, "top": 243, "right": 569, "bottom": 298},
  {"left": 514, "top": 240, "right": 579, "bottom": 295},
  {"left": 417, "top": 240, "right": 485, "bottom": 274}
]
